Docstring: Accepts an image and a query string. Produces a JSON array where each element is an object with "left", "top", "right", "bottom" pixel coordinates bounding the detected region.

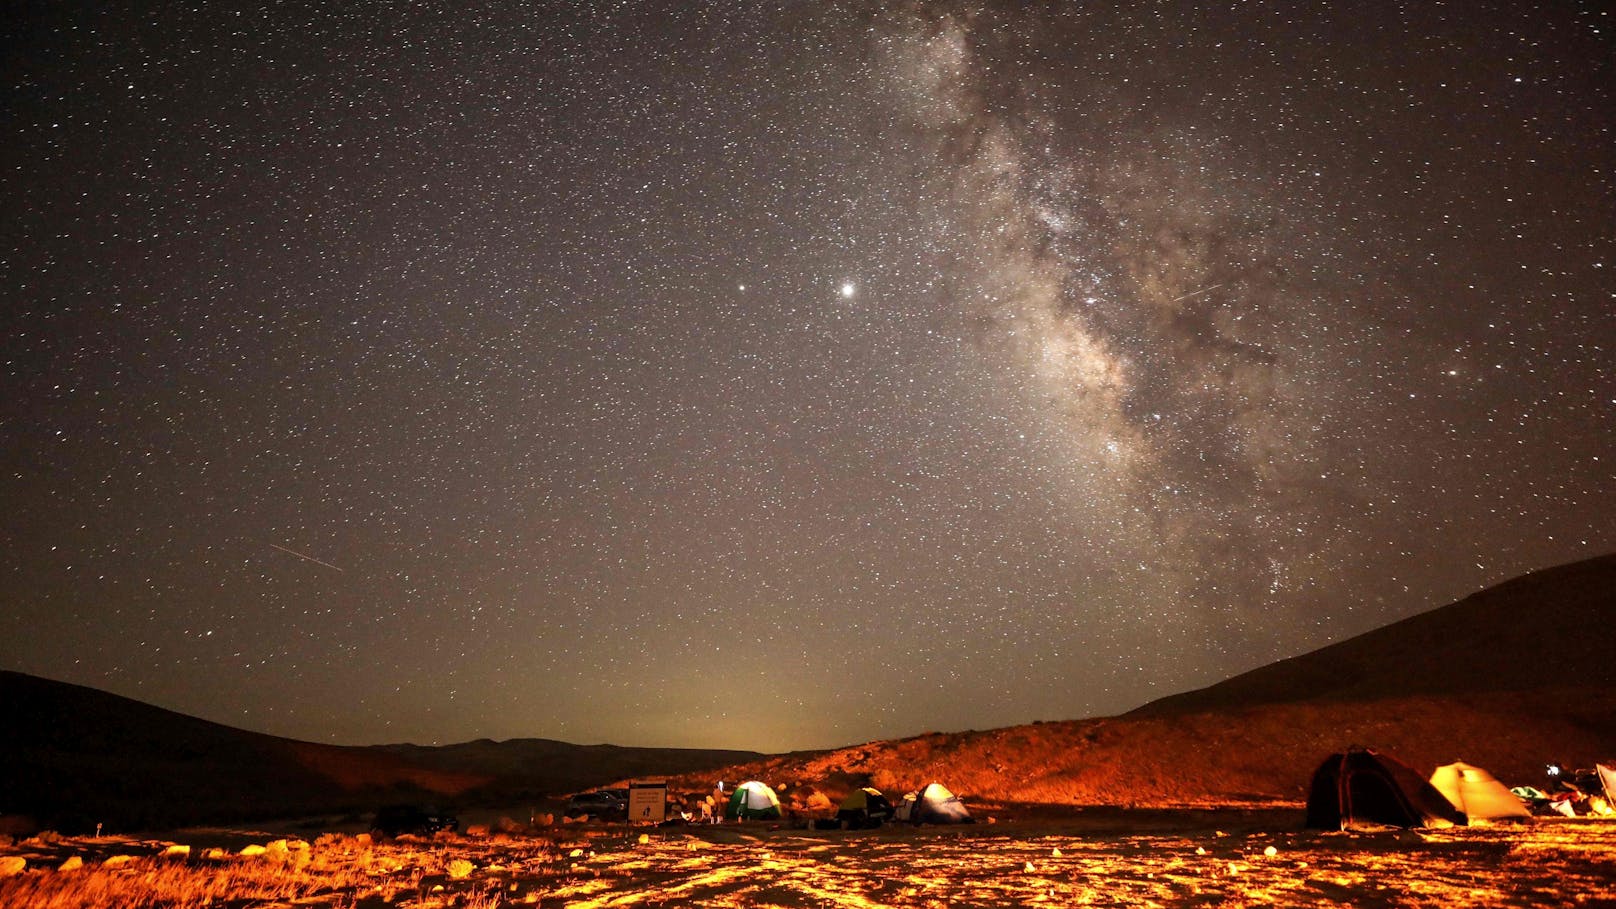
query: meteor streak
[
  {"left": 266, "top": 542, "right": 345, "bottom": 573},
  {"left": 1170, "top": 282, "right": 1225, "bottom": 303}
]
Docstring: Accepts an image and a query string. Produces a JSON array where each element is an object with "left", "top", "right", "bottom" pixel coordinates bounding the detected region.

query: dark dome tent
[
  {"left": 837, "top": 786, "right": 894, "bottom": 829},
  {"left": 1306, "top": 749, "right": 1468, "bottom": 830}
]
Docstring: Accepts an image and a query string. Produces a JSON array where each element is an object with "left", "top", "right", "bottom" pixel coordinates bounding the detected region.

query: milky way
[{"left": 3, "top": 2, "right": 1612, "bottom": 750}]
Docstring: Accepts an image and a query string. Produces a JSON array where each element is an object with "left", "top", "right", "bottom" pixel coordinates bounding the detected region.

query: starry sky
[{"left": 3, "top": 1, "right": 1612, "bottom": 752}]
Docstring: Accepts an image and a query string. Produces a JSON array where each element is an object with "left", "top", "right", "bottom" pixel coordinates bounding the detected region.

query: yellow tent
[{"left": 1429, "top": 761, "right": 1530, "bottom": 823}]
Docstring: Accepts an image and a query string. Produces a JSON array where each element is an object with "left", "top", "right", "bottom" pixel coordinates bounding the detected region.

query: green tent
[{"left": 726, "top": 780, "right": 782, "bottom": 820}]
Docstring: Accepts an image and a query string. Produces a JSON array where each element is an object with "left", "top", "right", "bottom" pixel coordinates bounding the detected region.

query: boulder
[{"left": 0, "top": 856, "right": 25, "bottom": 877}]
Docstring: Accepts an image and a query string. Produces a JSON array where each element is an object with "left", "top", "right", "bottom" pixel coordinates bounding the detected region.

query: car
[
  {"left": 564, "top": 790, "right": 626, "bottom": 820},
  {"left": 371, "top": 804, "right": 458, "bottom": 838}
]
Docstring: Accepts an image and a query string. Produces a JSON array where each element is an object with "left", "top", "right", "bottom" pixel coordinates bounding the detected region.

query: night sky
[{"left": 4, "top": 2, "right": 1612, "bottom": 752}]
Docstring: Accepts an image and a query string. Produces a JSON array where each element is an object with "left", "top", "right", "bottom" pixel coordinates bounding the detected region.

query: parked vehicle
[
  {"left": 564, "top": 790, "right": 626, "bottom": 820},
  {"left": 371, "top": 804, "right": 458, "bottom": 837}
]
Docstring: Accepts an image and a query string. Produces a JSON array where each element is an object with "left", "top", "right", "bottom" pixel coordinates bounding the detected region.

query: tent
[
  {"left": 907, "top": 782, "right": 972, "bottom": 824},
  {"left": 836, "top": 787, "right": 893, "bottom": 829},
  {"left": 725, "top": 780, "right": 782, "bottom": 820},
  {"left": 1591, "top": 763, "right": 1616, "bottom": 817},
  {"left": 1429, "top": 761, "right": 1529, "bottom": 823},
  {"left": 1305, "top": 749, "right": 1468, "bottom": 830}
]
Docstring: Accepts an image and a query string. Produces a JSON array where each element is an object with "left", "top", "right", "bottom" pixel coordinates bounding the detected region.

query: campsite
[
  {"left": 2, "top": 801, "right": 1615, "bottom": 908},
  {"left": 3, "top": 755, "right": 1615, "bottom": 906},
  {"left": 3, "top": 555, "right": 1615, "bottom": 906}
]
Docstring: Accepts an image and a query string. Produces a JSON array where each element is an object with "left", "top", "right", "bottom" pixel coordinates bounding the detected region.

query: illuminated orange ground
[{"left": 2, "top": 813, "right": 1613, "bottom": 908}]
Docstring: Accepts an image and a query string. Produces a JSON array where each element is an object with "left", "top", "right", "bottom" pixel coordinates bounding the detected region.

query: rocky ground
[{"left": 1, "top": 808, "right": 1612, "bottom": 907}]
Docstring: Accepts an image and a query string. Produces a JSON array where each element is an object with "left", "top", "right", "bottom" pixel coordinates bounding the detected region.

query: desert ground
[{"left": 2, "top": 806, "right": 1613, "bottom": 908}]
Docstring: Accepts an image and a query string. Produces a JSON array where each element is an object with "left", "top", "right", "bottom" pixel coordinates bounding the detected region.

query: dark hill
[
  {"left": 0, "top": 672, "right": 759, "bottom": 833},
  {"left": 658, "top": 553, "right": 1616, "bottom": 808},
  {"left": 1129, "top": 552, "right": 1616, "bottom": 716},
  {"left": 0, "top": 671, "right": 486, "bottom": 832}
]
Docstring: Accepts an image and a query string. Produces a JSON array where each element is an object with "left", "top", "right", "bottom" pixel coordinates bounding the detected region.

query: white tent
[
  {"left": 1429, "top": 761, "right": 1529, "bottom": 823},
  {"left": 909, "top": 782, "right": 972, "bottom": 824}
]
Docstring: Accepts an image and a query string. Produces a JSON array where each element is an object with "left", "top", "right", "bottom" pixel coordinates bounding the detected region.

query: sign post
[{"left": 628, "top": 781, "right": 667, "bottom": 824}]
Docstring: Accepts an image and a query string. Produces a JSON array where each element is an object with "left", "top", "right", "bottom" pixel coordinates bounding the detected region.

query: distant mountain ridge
[{"left": 372, "top": 738, "right": 766, "bottom": 801}]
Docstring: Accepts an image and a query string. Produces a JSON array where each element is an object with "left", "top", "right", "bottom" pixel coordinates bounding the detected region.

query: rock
[
  {"left": 163, "top": 844, "right": 191, "bottom": 858},
  {"left": 1023, "top": 861, "right": 1036, "bottom": 873},
  {"left": 446, "top": 858, "right": 474, "bottom": 880},
  {"left": 239, "top": 844, "right": 267, "bottom": 857},
  {"left": 637, "top": 833, "right": 650, "bottom": 845},
  {"left": 0, "top": 856, "right": 25, "bottom": 877},
  {"left": 1195, "top": 847, "right": 1206, "bottom": 856},
  {"left": 534, "top": 813, "right": 555, "bottom": 828},
  {"left": 1051, "top": 848, "right": 1062, "bottom": 858},
  {"left": 103, "top": 855, "right": 134, "bottom": 868},
  {"left": 465, "top": 824, "right": 491, "bottom": 838},
  {"left": 495, "top": 816, "right": 523, "bottom": 834},
  {"left": 203, "top": 848, "right": 227, "bottom": 860},
  {"left": 1263, "top": 845, "right": 1278, "bottom": 857},
  {"left": 58, "top": 856, "right": 83, "bottom": 872},
  {"left": 355, "top": 833, "right": 373, "bottom": 847}
]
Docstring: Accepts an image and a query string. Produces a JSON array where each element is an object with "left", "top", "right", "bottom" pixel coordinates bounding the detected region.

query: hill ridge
[{"left": 654, "top": 552, "right": 1616, "bottom": 808}]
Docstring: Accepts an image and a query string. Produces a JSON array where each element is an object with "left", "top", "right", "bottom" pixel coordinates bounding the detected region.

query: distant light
[
  {"left": 738, "top": 284, "right": 746, "bottom": 291},
  {"left": 841, "top": 282, "right": 855, "bottom": 298}
]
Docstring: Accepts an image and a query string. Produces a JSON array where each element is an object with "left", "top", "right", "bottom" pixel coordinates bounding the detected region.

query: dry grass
[{"left": 0, "top": 856, "right": 365, "bottom": 909}]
